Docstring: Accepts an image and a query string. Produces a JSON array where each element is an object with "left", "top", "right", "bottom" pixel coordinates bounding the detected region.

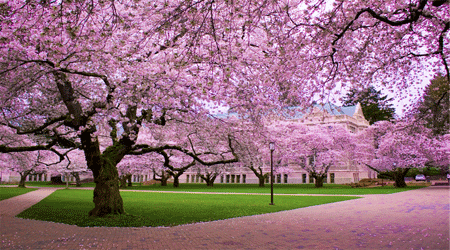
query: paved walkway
[{"left": 0, "top": 186, "right": 449, "bottom": 249}]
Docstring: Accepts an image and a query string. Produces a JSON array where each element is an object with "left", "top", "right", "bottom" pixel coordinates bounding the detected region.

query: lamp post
[{"left": 269, "top": 142, "right": 275, "bottom": 205}]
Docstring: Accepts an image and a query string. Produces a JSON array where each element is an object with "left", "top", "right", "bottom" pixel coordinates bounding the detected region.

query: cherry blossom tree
[
  {"left": 361, "top": 120, "right": 447, "bottom": 187},
  {"left": 193, "top": 163, "right": 227, "bottom": 187},
  {"left": 271, "top": 123, "right": 358, "bottom": 188},
  {"left": 0, "top": 1, "right": 249, "bottom": 216},
  {"left": 52, "top": 149, "right": 91, "bottom": 187},
  {"left": 271, "top": 0, "right": 449, "bottom": 104},
  {"left": 229, "top": 119, "right": 272, "bottom": 187},
  {"left": 1, "top": 0, "right": 447, "bottom": 217}
]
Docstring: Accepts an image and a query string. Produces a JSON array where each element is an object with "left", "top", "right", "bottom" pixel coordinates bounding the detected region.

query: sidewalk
[
  {"left": 0, "top": 187, "right": 59, "bottom": 217},
  {"left": 0, "top": 186, "right": 449, "bottom": 249}
]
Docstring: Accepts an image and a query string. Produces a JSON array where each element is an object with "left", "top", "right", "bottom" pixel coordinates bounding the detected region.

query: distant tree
[
  {"left": 360, "top": 121, "right": 447, "bottom": 188},
  {"left": 271, "top": 124, "right": 358, "bottom": 188},
  {"left": 343, "top": 86, "right": 396, "bottom": 124},
  {"left": 414, "top": 74, "right": 449, "bottom": 135}
]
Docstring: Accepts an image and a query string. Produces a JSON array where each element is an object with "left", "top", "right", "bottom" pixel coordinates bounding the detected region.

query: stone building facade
[{"left": 182, "top": 103, "right": 374, "bottom": 185}]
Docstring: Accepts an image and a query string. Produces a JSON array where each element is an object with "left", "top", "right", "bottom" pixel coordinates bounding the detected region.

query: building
[{"left": 183, "top": 103, "right": 374, "bottom": 185}]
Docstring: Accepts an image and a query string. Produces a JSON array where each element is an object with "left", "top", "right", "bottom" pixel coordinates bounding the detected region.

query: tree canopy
[
  {"left": 0, "top": 0, "right": 448, "bottom": 216},
  {"left": 412, "top": 74, "right": 449, "bottom": 135},
  {"left": 343, "top": 86, "right": 396, "bottom": 124}
]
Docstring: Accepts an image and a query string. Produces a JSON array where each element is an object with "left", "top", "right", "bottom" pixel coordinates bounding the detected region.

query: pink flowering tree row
[
  {"left": 0, "top": 0, "right": 447, "bottom": 216},
  {"left": 360, "top": 120, "right": 449, "bottom": 187}
]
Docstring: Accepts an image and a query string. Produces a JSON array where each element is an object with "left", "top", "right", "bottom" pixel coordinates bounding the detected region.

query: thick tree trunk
[
  {"left": 18, "top": 173, "right": 28, "bottom": 188},
  {"left": 314, "top": 176, "right": 324, "bottom": 188},
  {"left": 119, "top": 175, "right": 128, "bottom": 189},
  {"left": 173, "top": 176, "right": 180, "bottom": 188},
  {"left": 161, "top": 178, "right": 168, "bottom": 186},
  {"left": 81, "top": 132, "right": 127, "bottom": 217},
  {"left": 393, "top": 168, "right": 410, "bottom": 188},
  {"left": 88, "top": 157, "right": 124, "bottom": 217},
  {"left": 127, "top": 175, "right": 132, "bottom": 187},
  {"left": 258, "top": 176, "right": 265, "bottom": 187},
  {"left": 205, "top": 176, "right": 216, "bottom": 187}
]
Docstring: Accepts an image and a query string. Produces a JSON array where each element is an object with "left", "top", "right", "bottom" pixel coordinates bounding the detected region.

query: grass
[
  {"left": 0, "top": 187, "right": 37, "bottom": 201},
  {"left": 2, "top": 181, "right": 96, "bottom": 188},
  {"left": 17, "top": 189, "right": 359, "bottom": 227},
  {"left": 121, "top": 183, "right": 429, "bottom": 195},
  {"left": 3, "top": 182, "right": 429, "bottom": 194}
]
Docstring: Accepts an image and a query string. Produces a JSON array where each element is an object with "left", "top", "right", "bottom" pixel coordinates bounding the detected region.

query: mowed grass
[
  {"left": 123, "top": 183, "right": 429, "bottom": 195},
  {"left": 0, "top": 187, "right": 37, "bottom": 201},
  {"left": 6, "top": 182, "right": 429, "bottom": 194},
  {"left": 17, "top": 189, "right": 359, "bottom": 227}
]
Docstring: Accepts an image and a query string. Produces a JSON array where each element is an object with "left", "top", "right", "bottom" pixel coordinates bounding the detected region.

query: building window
[
  {"left": 349, "top": 126, "right": 356, "bottom": 133},
  {"left": 226, "top": 175, "right": 230, "bottom": 183},
  {"left": 191, "top": 175, "right": 195, "bottom": 183},
  {"left": 231, "top": 175, "right": 235, "bottom": 183},
  {"left": 220, "top": 175, "right": 224, "bottom": 183},
  {"left": 196, "top": 175, "right": 200, "bottom": 183},
  {"left": 242, "top": 174, "right": 246, "bottom": 183},
  {"left": 276, "top": 174, "right": 281, "bottom": 183},
  {"left": 302, "top": 174, "right": 307, "bottom": 184},
  {"left": 186, "top": 175, "right": 190, "bottom": 183},
  {"left": 284, "top": 174, "right": 288, "bottom": 183},
  {"left": 309, "top": 175, "right": 314, "bottom": 183},
  {"left": 323, "top": 175, "right": 327, "bottom": 184},
  {"left": 236, "top": 175, "right": 241, "bottom": 183},
  {"left": 330, "top": 173, "right": 335, "bottom": 184}
]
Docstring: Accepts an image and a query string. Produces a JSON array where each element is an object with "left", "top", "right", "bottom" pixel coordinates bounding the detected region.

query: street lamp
[{"left": 269, "top": 142, "right": 275, "bottom": 205}]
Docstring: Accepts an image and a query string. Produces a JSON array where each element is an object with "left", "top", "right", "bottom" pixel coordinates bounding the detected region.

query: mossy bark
[
  {"left": 88, "top": 156, "right": 124, "bottom": 217},
  {"left": 81, "top": 132, "right": 129, "bottom": 217},
  {"left": 18, "top": 174, "right": 27, "bottom": 188}
]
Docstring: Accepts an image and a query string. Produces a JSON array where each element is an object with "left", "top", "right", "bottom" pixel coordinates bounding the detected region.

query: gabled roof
[
  {"left": 214, "top": 103, "right": 360, "bottom": 121},
  {"left": 281, "top": 103, "right": 357, "bottom": 120}
]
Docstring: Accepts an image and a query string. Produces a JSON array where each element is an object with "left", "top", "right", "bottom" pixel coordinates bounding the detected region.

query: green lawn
[
  {"left": 6, "top": 181, "right": 96, "bottom": 188},
  {"left": 122, "top": 183, "right": 429, "bottom": 195},
  {"left": 0, "top": 187, "right": 37, "bottom": 201},
  {"left": 9, "top": 182, "right": 429, "bottom": 194},
  {"left": 17, "top": 189, "right": 359, "bottom": 227}
]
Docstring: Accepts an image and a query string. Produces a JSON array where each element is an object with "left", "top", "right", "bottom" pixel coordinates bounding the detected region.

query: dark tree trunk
[
  {"left": 205, "top": 176, "right": 217, "bottom": 187},
  {"left": 88, "top": 157, "right": 124, "bottom": 217},
  {"left": 314, "top": 176, "right": 324, "bottom": 188},
  {"left": 71, "top": 172, "right": 81, "bottom": 187},
  {"left": 127, "top": 175, "right": 132, "bottom": 187},
  {"left": 247, "top": 164, "right": 266, "bottom": 187},
  {"left": 199, "top": 173, "right": 218, "bottom": 187},
  {"left": 393, "top": 168, "right": 410, "bottom": 188},
  {"left": 258, "top": 176, "right": 265, "bottom": 187},
  {"left": 119, "top": 174, "right": 129, "bottom": 189},
  {"left": 81, "top": 132, "right": 128, "bottom": 217},
  {"left": 173, "top": 175, "right": 180, "bottom": 188},
  {"left": 153, "top": 169, "right": 170, "bottom": 186},
  {"left": 202, "top": 174, "right": 217, "bottom": 187},
  {"left": 18, "top": 172, "right": 29, "bottom": 188}
]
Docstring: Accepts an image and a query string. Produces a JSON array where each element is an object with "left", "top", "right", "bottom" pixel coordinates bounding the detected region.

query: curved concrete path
[{"left": 0, "top": 186, "right": 449, "bottom": 249}]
